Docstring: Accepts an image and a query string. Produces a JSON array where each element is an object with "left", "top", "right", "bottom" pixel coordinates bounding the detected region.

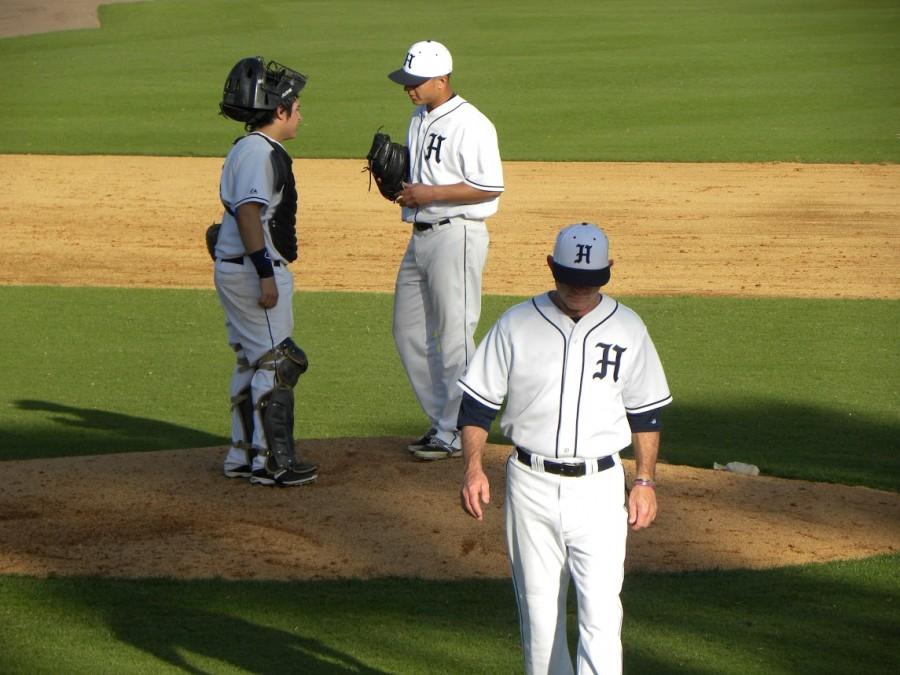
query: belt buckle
[{"left": 557, "top": 462, "right": 584, "bottom": 477}]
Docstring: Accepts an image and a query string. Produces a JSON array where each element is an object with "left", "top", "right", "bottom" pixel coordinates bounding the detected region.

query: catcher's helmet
[{"left": 220, "top": 56, "right": 307, "bottom": 123}]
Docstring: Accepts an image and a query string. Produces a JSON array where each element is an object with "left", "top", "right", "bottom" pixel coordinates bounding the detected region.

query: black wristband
[{"left": 248, "top": 248, "right": 275, "bottom": 278}]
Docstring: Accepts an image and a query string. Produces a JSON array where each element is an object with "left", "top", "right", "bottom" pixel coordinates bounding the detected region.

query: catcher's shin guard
[
  {"left": 259, "top": 384, "right": 296, "bottom": 472},
  {"left": 231, "top": 384, "right": 253, "bottom": 446},
  {"left": 255, "top": 337, "right": 309, "bottom": 472}
]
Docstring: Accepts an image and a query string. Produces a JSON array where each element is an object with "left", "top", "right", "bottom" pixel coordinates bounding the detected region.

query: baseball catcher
[
  {"left": 213, "top": 55, "right": 317, "bottom": 487},
  {"left": 365, "top": 129, "right": 409, "bottom": 201}
]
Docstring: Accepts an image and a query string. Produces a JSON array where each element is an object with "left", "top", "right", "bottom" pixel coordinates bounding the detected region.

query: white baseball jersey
[
  {"left": 215, "top": 131, "right": 289, "bottom": 263},
  {"left": 401, "top": 94, "right": 504, "bottom": 223},
  {"left": 460, "top": 292, "right": 672, "bottom": 458}
]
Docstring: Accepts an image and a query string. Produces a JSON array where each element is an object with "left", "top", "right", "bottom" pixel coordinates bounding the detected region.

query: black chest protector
[{"left": 226, "top": 133, "right": 299, "bottom": 262}]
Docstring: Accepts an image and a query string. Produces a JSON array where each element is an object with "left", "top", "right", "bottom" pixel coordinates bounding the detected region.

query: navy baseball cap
[
  {"left": 388, "top": 40, "right": 453, "bottom": 86},
  {"left": 550, "top": 222, "right": 611, "bottom": 287}
]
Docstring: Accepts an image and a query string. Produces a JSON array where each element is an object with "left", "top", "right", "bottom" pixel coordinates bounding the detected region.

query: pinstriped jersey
[
  {"left": 401, "top": 94, "right": 504, "bottom": 224},
  {"left": 459, "top": 292, "right": 672, "bottom": 459}
]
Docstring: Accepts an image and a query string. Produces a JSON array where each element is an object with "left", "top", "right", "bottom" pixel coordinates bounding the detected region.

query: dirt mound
[{"left": 1, "top": 440, "right": 897, "bottom": 580}]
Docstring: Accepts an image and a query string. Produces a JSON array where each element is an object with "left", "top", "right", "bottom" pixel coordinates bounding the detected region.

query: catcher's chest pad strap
[{"left": 258, "top": 135, "right": 299, "bottom": 263}]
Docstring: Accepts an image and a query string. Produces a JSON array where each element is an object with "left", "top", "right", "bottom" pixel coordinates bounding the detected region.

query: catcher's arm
[{"left": 235, "top": 202, "right": 278, "bottom": 309}]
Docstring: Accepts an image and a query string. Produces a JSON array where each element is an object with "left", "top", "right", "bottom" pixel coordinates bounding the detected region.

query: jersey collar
[
  {"left": 537, "top": 291, "right": 616, "bottom": 328},
  {"left": 421, "top": 93, "right": 464, "bottom": 117}
]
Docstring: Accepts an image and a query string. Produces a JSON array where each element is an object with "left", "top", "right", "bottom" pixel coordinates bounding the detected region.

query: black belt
[
  {"left": 515, "top": 447, "right": 615, "bottom": 477},
  {"left": 220, "top": 256, "right": 284, "bottom": 267},
  {"left": 413, "top": 218, "right": 451, "bottom": 232}
]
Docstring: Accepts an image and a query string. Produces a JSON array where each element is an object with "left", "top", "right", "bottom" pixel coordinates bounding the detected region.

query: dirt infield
[
  {"left": 0, "top": 0, "right": 142, "bottom": 39},
  {"left": 1, "top": 154, "right": 899, "bottom": 580},
  {"left": 2, "top": 155, "right": 898, "bottom": 298}
]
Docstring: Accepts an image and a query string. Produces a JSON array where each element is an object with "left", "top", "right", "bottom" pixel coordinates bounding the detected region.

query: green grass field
[
  {"left": 3, "top": 287, "right": 898, "bottom": 490},
  {"left": 0, "top": 554, "right": 897, "bottom": 674},
  {"left": 1, "top": 0, "right": 898, "bottom": 673},
  {"left": 0, "top": 0, "right": 897, "bottom": 161}
]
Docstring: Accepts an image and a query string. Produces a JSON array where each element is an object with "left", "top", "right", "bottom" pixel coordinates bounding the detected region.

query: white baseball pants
[
  {"left": 215, "top": 259, "right": 294, "bottom": 469},
  {"left": 505, "top": 455, "right": 627, "bottom": 675},
  {"left": 392, "top": 219, "right": 489, "bottom": 438}
]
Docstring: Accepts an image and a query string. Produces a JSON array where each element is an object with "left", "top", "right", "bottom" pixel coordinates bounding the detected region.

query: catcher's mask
[{"left": 219, "top": 56, "right": 307, "bottom": 123}]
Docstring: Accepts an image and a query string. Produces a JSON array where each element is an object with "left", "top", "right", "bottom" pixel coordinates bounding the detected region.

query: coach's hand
[
  {"left": 628, "top": 485, "right": 657, "bottom": 530},
  {"left": 258, "top": 277, "right": 279, "bottom": 309},
  {"left": 461, "top": 469, "right": 491, "bottom": 521}
]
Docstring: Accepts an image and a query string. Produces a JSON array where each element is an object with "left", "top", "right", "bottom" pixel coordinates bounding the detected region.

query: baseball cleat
[
  {"left": 224, "top": 464, "right": 253, "bottom": 478},
  {"left": 407, "top": 428, "right": 437, "bottom": 453},
  {"left": 414, "top": 436, "right": 462, "bottom": 461},
  {"left": 250, "top": 465, "right": 317, "bottom": 487}
]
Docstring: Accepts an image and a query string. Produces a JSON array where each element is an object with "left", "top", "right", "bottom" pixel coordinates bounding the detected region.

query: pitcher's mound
[{"left": 1, "top": 439, "right": 897, "bottom": 580}]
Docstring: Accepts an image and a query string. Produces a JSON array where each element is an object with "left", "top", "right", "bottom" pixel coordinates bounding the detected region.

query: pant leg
[
  {"left": 215, "top": 261, "right": 295, "bottom": 470},
  {"left": 214, "top": 261, "right": 294, "bottom": 365},
  {"left": 424, "top": 220, "right": 489, "bottom": 436},
  {"left": 393, "top": 236, "right": 441, "bottom": 428},
  {"left": 561, "top": 464, "right": 628, "bottom": 675},
  {"left": 506, "top": 457, "right": 575, "bottom": 675}
]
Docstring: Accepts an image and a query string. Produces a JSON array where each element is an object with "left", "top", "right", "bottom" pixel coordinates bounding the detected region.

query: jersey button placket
[{"left": 557, "top": 331, "right": 581, "bottom": 459}]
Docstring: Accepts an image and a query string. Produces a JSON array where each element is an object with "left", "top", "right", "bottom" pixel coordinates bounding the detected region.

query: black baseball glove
[
  {"left": 365, "top": 129, "right": 409, "bottom": 201},
  {"left": 205, "top": 222, "right": 221, "bottom": 261}
]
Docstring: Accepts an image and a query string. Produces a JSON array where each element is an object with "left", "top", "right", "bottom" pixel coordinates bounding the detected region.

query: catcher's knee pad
[
  {"left": 258, "top": 384, "right": 295, "bottom": 472},
  {"left": 277, "top": 337, "right": 309, "bottom": 386},
  {"left": 258, "top": 337, "right": 308, "bottom": 386}
]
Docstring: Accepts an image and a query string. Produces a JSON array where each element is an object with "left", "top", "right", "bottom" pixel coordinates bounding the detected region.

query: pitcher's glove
[{"left": 365, "top": 129, "right": 409, "bottom": 201}]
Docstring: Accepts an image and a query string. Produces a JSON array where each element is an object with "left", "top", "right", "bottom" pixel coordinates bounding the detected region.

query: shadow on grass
[
  {"left": 11, "top": 394, "right": 900, "bottom": 492},
  {"left": 2, "top": 559, "right": 896, "bottom": 674},
  {"left": 13, "top": 577, "right": 520, "bottom": 674},
  {"left": 104, "top": 602, "right": 389, "bottom": 675},
  {"left": 6, "top": 400, "right": 223, "bottom": 460},
  {"left": 619, "top": 554, "right": 900, "bottom": 674},
  {"left": 621, "top": 397, "right": 900, "bottom": 492}
]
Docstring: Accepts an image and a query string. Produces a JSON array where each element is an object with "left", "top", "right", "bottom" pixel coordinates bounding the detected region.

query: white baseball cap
[
  {"left": 550, "top": 223, "right": 611, "bottom": 287},
  {"left": 388, "top": 40, "right": 453, "bottom": 86}
]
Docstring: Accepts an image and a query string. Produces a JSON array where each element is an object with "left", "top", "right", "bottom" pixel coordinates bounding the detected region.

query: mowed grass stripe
[
  {"left": 0, "top": 0, "right": 896, "bottom": 161},
  {"left": 2, "top": 286, "right": 897, "bottom": 491}
]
